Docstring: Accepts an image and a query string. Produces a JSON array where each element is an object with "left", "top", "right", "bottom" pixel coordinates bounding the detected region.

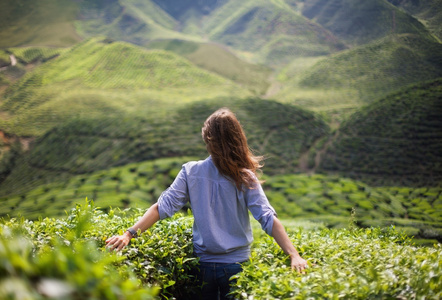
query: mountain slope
[
  {"left": 146, "top": 39, "right": 272, "bottom": 95},
  {"left": 297, "top": 34, "right": 442, "bottom": 103},
  {"left": 301, "top": 0, "right": 436, "bottom": 45},
  {"left": 75, "top": 0, "right": 198, "bottom": 44},
  {"left": 0, "top": 37, "right": 248, "bottom": 136},
  {"left": 387, "top": 0, "right": 442, "bottom": 41},
  {"left": 204, "top": 0, "right": 346, "bottom": 66},
  {"left": 317, "top": 78, "right": 442, "bottom": 186}
]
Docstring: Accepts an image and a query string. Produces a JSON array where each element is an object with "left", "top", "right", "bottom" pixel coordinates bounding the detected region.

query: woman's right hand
[
  {"left": 290, "top": 253, "right": 308, "bottom": 273},
  {"left": 105, "top": 232, "right": 132, "bottom": 251}
]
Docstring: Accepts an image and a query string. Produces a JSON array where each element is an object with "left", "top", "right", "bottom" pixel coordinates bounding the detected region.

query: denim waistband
[{"left": 198, "top": 260, "right": 248, "bottom": 267}]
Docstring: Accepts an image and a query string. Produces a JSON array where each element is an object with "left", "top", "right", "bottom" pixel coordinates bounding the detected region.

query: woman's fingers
[
  {"left": 293, "top": 263, "right": 308, "bottom": 274},
  {"left": 105, "top": 236, "right": 116, "bottom": 244},
  {"left": 105, "top": 235, "right": 128, "bottom": 251},
  {"left": 290, "top": 256, "right": 309, "bottom": 273}
]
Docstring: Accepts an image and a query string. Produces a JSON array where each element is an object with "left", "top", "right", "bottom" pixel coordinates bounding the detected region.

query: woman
[{"left": 106, "top": 108, "right": 308, "bottom": 299}]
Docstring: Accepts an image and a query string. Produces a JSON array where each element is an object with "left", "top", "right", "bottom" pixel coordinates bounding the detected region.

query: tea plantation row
[
  {"left": 1, "top": 156, "right": 441, "bottom": 244},
  {"left": 1, "top": 202, "right": 440, "bottom": 299}
]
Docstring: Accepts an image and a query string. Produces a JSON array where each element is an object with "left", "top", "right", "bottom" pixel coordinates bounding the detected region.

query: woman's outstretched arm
[
  {"left": 105, "top": 203, "right": 160, "bottom": 251},
  {"left": 272, "top": 217, "right": 308, "bottom": 273}
]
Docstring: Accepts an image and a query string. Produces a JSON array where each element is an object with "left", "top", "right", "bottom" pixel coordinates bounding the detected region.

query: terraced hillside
[
  {"left": 275, "top": 34, "right": 442, "bottom": 115},
  {"left": 202, "top": 0, "right": 346, "bottom": 66},
  {"left": 317, "top": 79, "right": 442, "bottom": 186},
  {"left": 264, "top": 174, "right": 442, "bottom": 244},
  {"left": 0, "top": 37, "right": 248, "bottom": 136},
  {"left": 146, "top": 39, "right": 272, "bottom": 95},
  {"left": 0, "top": 98, "right": 329, "bottom": 197},
  {"left": 0, "top": 0, "right": 441, "bottom": 239}
]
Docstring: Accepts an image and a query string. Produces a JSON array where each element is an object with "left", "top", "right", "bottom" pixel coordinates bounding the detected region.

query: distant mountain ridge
[{"left": 387, "top": 0, "right": 442, "bottom": 40}]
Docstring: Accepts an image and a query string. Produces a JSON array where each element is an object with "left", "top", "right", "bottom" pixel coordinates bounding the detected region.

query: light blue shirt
[{"left": 157, "top": 156, "right": 277, "bottom": 263}]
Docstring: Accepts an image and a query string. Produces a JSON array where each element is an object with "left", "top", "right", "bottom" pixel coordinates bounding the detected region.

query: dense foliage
[
  {"left": 0, "top": 202, "right": 159, "bottom": 299},
  {"left": 1, "top": 201, "right": 441, "bottom": 299},
  {"left": 0, "top": 98, "right": 329, "bottom": 197},
  {"left": 319, "top": 79, "right": 442, "bottom": 186},
  {"left": 234, "top": 226, "right": 441, "bottom": 299},
  {"left": 1, "top": 4, "right": 441, "bottom": 298}
]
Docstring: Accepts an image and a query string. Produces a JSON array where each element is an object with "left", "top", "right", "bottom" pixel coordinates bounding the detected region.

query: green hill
[
  {"left": 149, "top": 0, "right": 220, "bottom": 35},
  {"left": 0, "top": 98, "right": 329, "bottom": 197},
  {"left": 301, "top": 0, "right": 436, "bottom": 45},
  {"left": 75, "top": 0, "right": 198, "bottom": 44},
  {"left": 0, "top": 37, "right": 248, "bottom": 136},
  {"left": 146, "top": 39, "right": 272, "bottom": 95},
  {"left": 275, "top": 34, "right": 442, "bottom": 116},
  {"left": 317, "top": 78, "right": 442, "bottom": 186},
  {"left": 204, "top": 0, "right": 346, "bottom": 66}
]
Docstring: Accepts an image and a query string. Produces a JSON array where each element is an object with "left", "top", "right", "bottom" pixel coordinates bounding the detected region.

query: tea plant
[
  {"left": 1, "top": 200, "right": 441, "bottom": 299},
  {"left": 0, "top": 218, "right": 158, "bottom": 299},
  {"left": 1, "top": 200, "right": 199, "bottom": 299},
  {"left": 232, "top": 227, "right": 441, "bottom": 299}
]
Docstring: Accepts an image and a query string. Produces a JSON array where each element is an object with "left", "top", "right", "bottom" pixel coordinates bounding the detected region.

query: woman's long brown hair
[{"left": 202, "top": 108, "right": 264, "bottom": 190}]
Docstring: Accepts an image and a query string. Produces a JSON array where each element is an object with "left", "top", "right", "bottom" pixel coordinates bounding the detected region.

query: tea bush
[
  {"left": 1, "top": 200, "right": 441, "bottom": 299},
  {"left": 1, "top": 200, "right": 199, "bottom": 299},
  {"left": 0, "top": 210, "right": 158, "bottom": 299},
  {"left": 233, "top": 227, "right": 441, "bottom": 299}
]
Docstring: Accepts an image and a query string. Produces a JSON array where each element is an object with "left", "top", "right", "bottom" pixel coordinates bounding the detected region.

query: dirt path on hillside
[
  {"left": 313, "top": 134, "right": 336, "bottom": 170},
  {"left": 298, "top": 131, "right": 339, "bottom": 173},
  {"left": 262, "top": 81, "right": 282, "bottom": 99},
  {"left": 298, "top": 149, "right": 314, "bottom": 174}
]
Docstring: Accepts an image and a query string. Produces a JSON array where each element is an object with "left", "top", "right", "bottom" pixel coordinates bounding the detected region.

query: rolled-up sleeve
[
  {"left": 157, "top": 167, "right": 189, "bottom": 220},
  {"left": 245, "top": 182, "right": 277, "bottom": 236}
]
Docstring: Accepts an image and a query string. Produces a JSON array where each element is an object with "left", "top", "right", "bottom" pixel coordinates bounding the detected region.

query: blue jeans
[{"left": 193, "top": 262, "right": 243, "bottom": 300}]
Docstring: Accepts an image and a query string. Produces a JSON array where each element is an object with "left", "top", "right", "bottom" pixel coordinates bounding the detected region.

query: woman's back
[{"left": 158, "top": 156, "right": 276, "bottom": 263}]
